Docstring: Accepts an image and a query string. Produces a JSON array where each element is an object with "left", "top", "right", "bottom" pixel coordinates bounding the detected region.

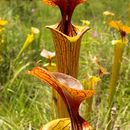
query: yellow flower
[
  {"left": 16, "top": 33, "right": 34, "bottom": 60},
  {"left": 103, "top": 11, "right": 115, "bottom": 16},
  {"left": 109, "top": 20, "right": 130, "bottom": 37},
  {"left": 31, "top": 27, "right": 39, "bottom": 34},
  {"left": 83, "top": 76, "right": 101, "bottom": 89},
  {"left": 81, "top": 20, "right": 90, "bottom": 26},
  {"left": 112, "top": 39, "right": 128, "bottom": 46},
  {"left": 112, "top": 40, "right": 122, "bottom": 45},
  {"left": 0, "top": 19, "right": 8, "bottom": 26}
]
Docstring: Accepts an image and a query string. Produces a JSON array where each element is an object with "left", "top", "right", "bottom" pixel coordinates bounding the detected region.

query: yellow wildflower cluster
[
  {"left": 0, "top": 19, "right": 8, "bottom": 33},
  {"left": 81, "top": 20, "right": 91, "bottom": 26},
  {"left": 0, "top": 19, "right": 8, "bottom": 60},
  {"left": 109, "top": 20, "right": 130, "bottom": 36}
]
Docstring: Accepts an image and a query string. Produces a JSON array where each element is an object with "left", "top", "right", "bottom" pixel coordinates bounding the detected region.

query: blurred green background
[{"left": 0, "top": 0, "right": 130, "bottom": 130}]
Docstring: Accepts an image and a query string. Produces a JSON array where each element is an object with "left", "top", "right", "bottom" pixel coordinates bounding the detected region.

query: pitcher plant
[
  {"left": 28, "top": 66, "right": 94, "bottom": 130},
  {"left": 107, "top": 20, "right": 130, "bottom": 130},
  {"left": 42, "top": 0, "right": 90, "bottom": 117}
]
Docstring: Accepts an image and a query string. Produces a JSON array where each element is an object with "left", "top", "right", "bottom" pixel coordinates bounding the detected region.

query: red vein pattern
[
  {"left": 46, "top": 24, "right": 90, "bottom": 117},
  {"left": 43, "top": 0, "right": 87, "bottom": 36},
  {"left": 43, "top": 0, "right": 90, "bottom": 118},
  {"left": 28, "top": 66, "right": 94, "bottom": 130},
  {"left": 47, "top": 25, "right": 90, "bottom": 78}
]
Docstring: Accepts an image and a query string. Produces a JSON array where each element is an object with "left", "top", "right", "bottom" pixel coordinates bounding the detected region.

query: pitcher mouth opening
[
  {"left": 28, "top": 66, "right": 94, "bottom": 130},
  {"left": 46, "top": 23, "right": 90, "bottom": 42}
]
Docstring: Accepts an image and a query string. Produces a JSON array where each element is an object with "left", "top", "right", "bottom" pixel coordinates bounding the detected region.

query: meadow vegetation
[{"left": 0, "top": 0, "right": 130, "bottom": 130}]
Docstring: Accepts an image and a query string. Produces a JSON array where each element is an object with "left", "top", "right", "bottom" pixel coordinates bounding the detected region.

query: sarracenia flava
[
  {"left": 107, "top": 20, "right": 129, "bottom": 130},
  {"left": 28, "top": 66, "right": 94, "bottom": 130},
  {"left": 42, "top": 0, "right": 90, "bottom": 117}
]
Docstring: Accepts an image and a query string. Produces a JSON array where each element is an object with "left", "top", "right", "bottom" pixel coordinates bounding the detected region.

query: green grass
[{"left": 0, "top": 0, "right": 130, "bottom": 130}]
